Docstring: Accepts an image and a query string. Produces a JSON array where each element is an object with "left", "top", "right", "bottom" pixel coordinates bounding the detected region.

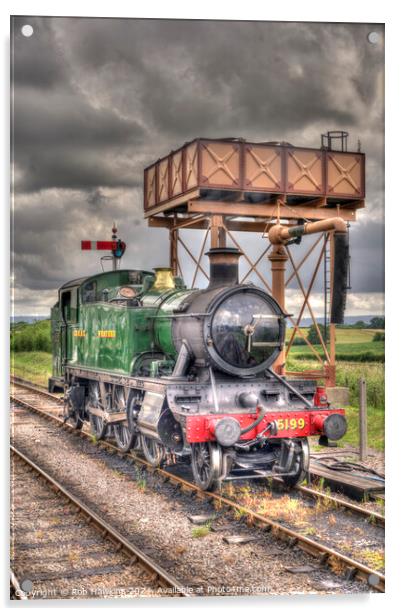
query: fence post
[{"left": 359, "top": 378, "right": 368, "bottom": 461}]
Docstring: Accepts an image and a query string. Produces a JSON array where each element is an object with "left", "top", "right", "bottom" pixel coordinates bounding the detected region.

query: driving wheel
[
  {"left": 113, "top": 387, "right": 138, "bottom": 452},
  {"left": 140, "top": 435, "right": 165, "bottom": 467},
  {"left": 191, "top": 442, "right": 223, "bottom": 491},
  {"left": 282, "top": 438, "right": 310, "bottom": 487},
  {"left": 88, "top": 381, "right": 107, "bottom": 440}
]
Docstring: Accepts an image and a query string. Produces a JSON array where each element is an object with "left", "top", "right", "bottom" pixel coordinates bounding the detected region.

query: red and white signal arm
[
  {"left": 81, "top": 241, "right": 115, "bottom": 251},
  {"left": 81, "top": 240, "right": 126, "bottom": 258}
]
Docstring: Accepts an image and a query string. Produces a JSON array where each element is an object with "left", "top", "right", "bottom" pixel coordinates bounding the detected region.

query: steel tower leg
[{"left": 268, "top": 245, "right": 288, "bottom": 375}]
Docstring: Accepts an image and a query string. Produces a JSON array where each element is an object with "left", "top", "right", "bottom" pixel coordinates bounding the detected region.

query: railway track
[
  {"left": 10, "top": 378, "right": 385, "bottom": 593},
  {"left": 10, "top": 378, "right": 385, "bottom": 526},
  {"left": 10, "top": 444, "right": 187, "bottom": 600}
]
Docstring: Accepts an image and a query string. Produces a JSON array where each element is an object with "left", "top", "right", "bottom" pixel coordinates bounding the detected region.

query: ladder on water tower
[{"left": 323, "top": 235, "right": 331, "bottom": 344}]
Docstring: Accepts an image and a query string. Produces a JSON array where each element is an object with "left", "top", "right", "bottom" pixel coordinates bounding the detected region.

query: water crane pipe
[
  {"left": 268, "top": 216, "right": 349, "bottom": 326},
  {"left": 268, "top": 217, "right": 347, "bottom": 245}
]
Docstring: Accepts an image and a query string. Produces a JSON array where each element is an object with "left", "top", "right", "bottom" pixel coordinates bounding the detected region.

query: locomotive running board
[{"left": 65, "top": 365, "right": 167, "bottom": 394}]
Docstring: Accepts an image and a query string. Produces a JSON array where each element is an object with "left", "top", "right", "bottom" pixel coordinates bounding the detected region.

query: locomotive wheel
[
  {"left": 282, "top": 438, "right": 310, "bottom": 487},
  {"left": 89, "top": 414, "right": 107, "bottom": 440},
  {"left": 112, "top": 387, "right": 137, "bottom": 452},
  {"left": 88, "top": 382, "right": 107, "bottom": 440},
  {"left": 140, "top": 435, "right": 165, "bottom": 467},
  {"left": 114, "top": 424, "right": 137, "bottom": 452},
  {"left": 191, "top": 442, "right": 223, "bottom": 491}
]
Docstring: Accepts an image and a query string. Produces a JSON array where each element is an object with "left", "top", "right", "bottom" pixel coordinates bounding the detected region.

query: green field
[
  {"left": 287, "top": 327, "right": 384, "bottom": 362},
  {"left": 287, "top": 358, "right": 384, "bottom": 451},
  {"left": 287, "top": 327, "right": 385, "bottom": 450},
  {"left": 11, "top": 351, "right": 52, "bottom": 388},
  {"left": 10, "top": 323, "right": 384, "bottom": 452}
]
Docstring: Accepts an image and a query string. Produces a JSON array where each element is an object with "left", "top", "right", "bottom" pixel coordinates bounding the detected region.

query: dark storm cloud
[
  {"left": 13, "top": 90, "right": 143, "bottom": 149},
  {"left": 15, "top": 147, "right": 142, "bottom": 193},
  {"left": 10, "top": 17, "right": 384, "bottom": 314},
  {"left": 11, "top": 188, "right": 165, "bottom": 298},
  {"left": 49, "top": 19, "right": 383, "bottom": 143},
  {"left": 12, "top": 83, "right": 145, "bottom": 192},
  {"left": 86, "top": 189, "right": 107, "bottom": 210}
]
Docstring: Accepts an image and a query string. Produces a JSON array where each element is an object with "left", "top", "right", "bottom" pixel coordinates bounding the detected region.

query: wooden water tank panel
[
  {"left": 199, "top": 140, "right": 241, "bottom": 189},
  {"left": 184, "top": 140, "right": 199, "bottom": 190},
  {"left": 244, "top": 144, "right": 283, "bottom": 192},
  {"left": 171, "top": 149, "right": 183, "bottom": 197},
  {"left": 286, "top": 148, "right": 324, "bottom": 195},
  {"left": 326, "top": 151, "right": 364, "bottom": 198},
  {"left": 143, "top": 138, "right": 365, "bottom": 214}
]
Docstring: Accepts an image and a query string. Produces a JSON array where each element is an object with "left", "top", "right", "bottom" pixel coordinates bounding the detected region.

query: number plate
[{"left": 276, "top": 416, "right": 306, "bottom": 433}]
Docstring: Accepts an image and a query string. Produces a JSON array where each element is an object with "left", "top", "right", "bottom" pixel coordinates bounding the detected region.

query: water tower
[{"left": 143, "top": 131, "right": 365, "bottom": 387}]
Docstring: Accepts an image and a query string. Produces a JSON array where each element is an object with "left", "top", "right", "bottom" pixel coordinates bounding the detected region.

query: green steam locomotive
[{"left": 49, "top": 247, "right": 347, "bottom": 490}]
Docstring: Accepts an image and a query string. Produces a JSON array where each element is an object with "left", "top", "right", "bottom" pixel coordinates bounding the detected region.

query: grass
[
  {"left": 299, "top": 525, "right": 318, "bottom": 537},
  {"left": 191, "top": 524, "right": 210, "bottom": 538},
  {"left": 287, "top": 357, "right": 384, "bottom": 407},
  {"left": 338, "top": 404, "right": 384, "bottom": 451},
  {"left": 359, "top": 549, "right": 385, "bottom": 571},
  {"left": 287, "top": 328, "right": 384, "bottom": 344},
  {"left": 233, "top": 506, "right": 247, "bottom": 520},
  {"left": 287, "top": 328, "right": 385, "bottom": 362},
  {"left": 315, "top": 487, "right": 338, "bottom": 514},
  {"left": 136, "top": 478, "right": 147, "bottom": 491},
  {"left": 287, "top": 357, "right": 384, "bottom": 451},
  {"left": 228, "top": 485, "right": 314, "bottom": 527},
  {"left": 10, "top": 351, "right": 52, "bottom": 388}
]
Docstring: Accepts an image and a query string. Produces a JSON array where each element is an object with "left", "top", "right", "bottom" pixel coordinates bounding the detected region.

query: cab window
[
  {"left": 82, "top": 281, "right": 97, "bottom": 303},
  {"left": 60, "top": 288, "right": 78, "bottom": 323}
]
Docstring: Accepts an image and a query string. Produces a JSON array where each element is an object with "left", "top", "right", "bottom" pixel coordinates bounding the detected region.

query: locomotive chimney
[{"left": 206, "top": 247, "right": 242, "bottom": 288}]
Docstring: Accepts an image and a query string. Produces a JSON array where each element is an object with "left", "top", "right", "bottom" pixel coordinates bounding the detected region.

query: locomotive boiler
[{"left": 50, "top": 247, "right": 347, "bottom": 491}]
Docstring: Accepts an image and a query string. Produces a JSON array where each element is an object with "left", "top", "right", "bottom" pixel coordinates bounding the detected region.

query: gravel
[
  {"left": 10, "top": 403, "right": 375, "bottom": 597},
  {"left": 11, "top": 453, "right": 165, "bottom": 600}
]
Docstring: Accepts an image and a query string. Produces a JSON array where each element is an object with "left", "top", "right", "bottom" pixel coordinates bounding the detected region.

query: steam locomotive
[{"left": 49, "top": 247, "right": 347, "bottom": 490}]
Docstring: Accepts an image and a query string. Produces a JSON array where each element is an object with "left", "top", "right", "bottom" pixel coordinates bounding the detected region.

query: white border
[{"left": 2, "top": 2, "right": 398, "bottom": 614}]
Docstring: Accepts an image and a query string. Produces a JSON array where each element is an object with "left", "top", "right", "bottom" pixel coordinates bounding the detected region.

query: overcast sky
[{"left": 11, "top": 17, "right": 384, "bottom": 317}]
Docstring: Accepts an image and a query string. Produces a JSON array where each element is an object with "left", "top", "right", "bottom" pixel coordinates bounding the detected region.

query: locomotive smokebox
[
  {"left": 206, "top": 247, "right": 242, "bottom": 288},
  {"left": 154, "top": 246, "right": 285, "bottom": 377}
]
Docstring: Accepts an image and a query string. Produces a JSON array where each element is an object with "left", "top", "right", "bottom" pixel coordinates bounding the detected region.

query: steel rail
[
  {"left": 10, "top": 444, "right": 188, "bottom": 598},
  {"left": 293, "top": 484, "right": 384, "bottom": 527},
  {"left": 10, "top": 376, "right": 62, "bottom": 402},
  {"left": 11, "top": 388, "right": 385, "bottom": 592}
]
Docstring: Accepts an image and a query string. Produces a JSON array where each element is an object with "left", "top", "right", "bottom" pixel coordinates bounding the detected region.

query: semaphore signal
[{"left": 81, "top": 224, "right": 126, "bottom": 271}]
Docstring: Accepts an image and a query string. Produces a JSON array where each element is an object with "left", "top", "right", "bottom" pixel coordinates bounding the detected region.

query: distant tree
[
  {"left": 373, "top": 331, "right": 385, "bottom": 342},
  {"left": 369, "top": 317, "right": 385, "bottom": 329},
  {"left": 307, "top": 323, "right": 327, "bottom": 345},
  {"left": 291, "top": 336, "right": 307, "bottom": 346},
  {"left": 10, "top": 319, "right": 51, "bottom": 353},
  {"left": 353, "top": 320, "right": 367, "bottom": 329}
]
